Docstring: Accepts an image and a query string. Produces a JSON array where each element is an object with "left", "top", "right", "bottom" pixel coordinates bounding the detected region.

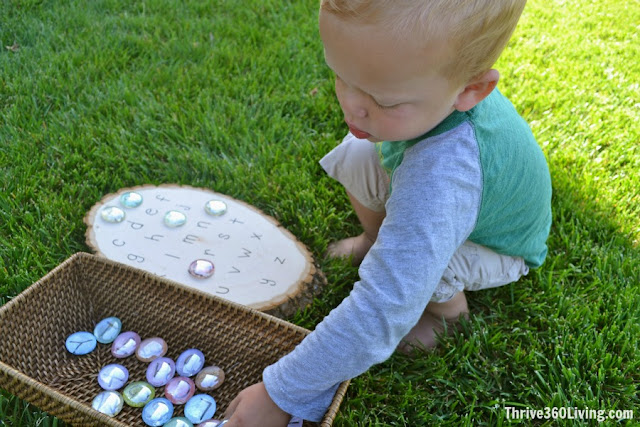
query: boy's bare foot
[
  {"left": 326, "top": 232, "right": 376, "bottom": 266},
  {"left": 397, "top": 291, "right": 469, "bottom": 354}
]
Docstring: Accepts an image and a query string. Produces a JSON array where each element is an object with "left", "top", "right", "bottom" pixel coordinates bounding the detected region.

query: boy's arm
[{"left": 253, "top": 130, "right": 483, "bottom": 421}]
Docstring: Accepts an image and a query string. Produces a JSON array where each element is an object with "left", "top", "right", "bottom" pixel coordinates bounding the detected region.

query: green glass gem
[
  {"left": 123, "top": 381, "right": 156, "bottom": 407},
  {"left": 120, "top": 191, "right": 143, "bottom": 208}
]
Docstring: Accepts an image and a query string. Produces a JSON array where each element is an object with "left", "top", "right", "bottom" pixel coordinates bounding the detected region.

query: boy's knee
[{"left": 319, "top": 133, "right": 389, "bottom": 212}]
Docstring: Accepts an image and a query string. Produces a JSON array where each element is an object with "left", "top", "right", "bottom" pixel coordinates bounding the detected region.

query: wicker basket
[{"left": 0, "top": 253, "right": 348, "bottom": 426}]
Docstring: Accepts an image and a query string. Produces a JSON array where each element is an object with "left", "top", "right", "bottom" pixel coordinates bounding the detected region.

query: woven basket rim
[
  {"left": 0, "top": 252, "right": 348, "bottom": 426},
  {"left": 0, "top": 360, "right": 122, "bottom": 426}
]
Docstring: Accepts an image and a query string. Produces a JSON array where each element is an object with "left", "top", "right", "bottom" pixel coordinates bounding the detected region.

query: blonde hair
[{"left": 320, "top": 0, "right": 526, "bottom": 86}]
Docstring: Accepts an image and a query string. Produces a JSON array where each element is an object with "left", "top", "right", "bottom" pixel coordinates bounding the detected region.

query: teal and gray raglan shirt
[{"left": 263, "top": 88, "right": 552, "bottom": 421}]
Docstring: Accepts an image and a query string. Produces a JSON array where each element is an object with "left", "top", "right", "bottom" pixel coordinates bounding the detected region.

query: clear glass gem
[
  {"left": 188, "top": 260, "right": 215, "bottom": 279},
  {"left": 184, "top": 394, "right": 217, "bottom": 424},
  {"left": 98, "top": 364, "right": 129, "bottom": 391},
  {"left": 65, "top": 331, "right": 97, "bottom": 355},
  {"left": 94, "top": 317, "right": 122, "bottom": 344},
  {"left": 120, "top": 191, "right": 143, "bottom": 208},
  {"left": 91, "top": 390, "right": 124, "bottom": 417},
  {"left": 146, "top": 357, "right": 176, "bottom": 387},
  {"left": 100, "top": 206, "right": 125, "bottom": 223},
  {"left": 195, "top": 366, "right": 225, "bottom": 391},
  {"left": 176, "top": 349, "right": 205, "bottom": 377},
  {"left": 123, "top": 381, "right": 156, "bottom": 408},
  {"left": 142, "top": 398, "right": 174, "bottom": 426},
  {"left": 204, "top": 200, "right": 227, "bottom": 216},
  {"left": 164, "top": 210, "right": 187, "bottom": 227}
]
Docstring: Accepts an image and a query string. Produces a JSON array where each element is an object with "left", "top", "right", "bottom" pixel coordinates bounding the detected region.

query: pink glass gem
[
  {"left": 136, "top": 337, "right": 168, "bottom": 362},
  {"left": 111, "top": 331, "right": 141, "bottom": 358},
  {"left": 188, "top": 260, "right": 214, "bottom": 279},
  {"left": 195, "top": 366, "right": 225, "bottom": 391},
  {"left": 147, "top": 357, "right": 176, "bottom": 387},
  {"left": 165, "top": 376, "right": 196, "bottom": 405}
]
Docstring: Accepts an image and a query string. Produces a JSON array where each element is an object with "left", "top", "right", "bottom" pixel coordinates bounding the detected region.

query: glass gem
[
  {"left": 65, "top": 331, "right": 97, "bottom": 355},
  {"left": 188, "top": 260, "right": 215, "bottom": 279},
  {"left": 204, "top": 200, "right": 227, "bottom": 216},
  {"left": 120, "top": 191, "right": 143, "bottom": 208},
  {"left": 111, "top": 331, "right": 141, "bottom": 358},
  {"left": 91, "top": 390, "right": 124, "bottom": 417},
  {"left": 142, "top": 398, "right": 174, "bottom": 426},
  {"left": 164, "top": 417, "right": 194, "bottom": 427},
  {"left": 288, "top": 417, "right": 303, "bottom": 427},
  {"left": 147, "top": 357, "right": 176, "bottom": 387},
  {"left": 98, "top": 364, "right": 129, "bottom": 391},
  {"left": 164, "top": 376, "right": 196, "bottom": 405},
  {"left": 195, "top": 366, "right": 225, "bottom": 391},
  {"left": 94, "top": 317, "right": 122, "bottom": 344},
  {"left": 197, "top": 421, "right": 226, "bottom": 427},
  {"left": 136, "top": 337, "right": 168, "bottom": 362},
  {"left": 184, "top": 394, "right": 217, "bottom": 424},
  {"left": 100, "top": 206, "right": 126, "bottom": 223},
  {"left": 123, "top": 381, "right": 156, "bottom": 408},
  {"left": 164, "top": 210, "right": 187, "bottom": 227},
  {"left": 176, "top": 349, "right": 205, "bottom": 377}
]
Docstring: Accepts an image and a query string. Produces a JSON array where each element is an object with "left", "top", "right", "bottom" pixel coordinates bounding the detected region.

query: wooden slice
[{"left": 84, "top": 184, "right": 326, "bottom": 318}]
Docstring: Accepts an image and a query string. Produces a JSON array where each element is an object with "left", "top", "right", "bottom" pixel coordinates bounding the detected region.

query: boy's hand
[{"left": 224, "top": 382, "right": 291, "bottom": 427}]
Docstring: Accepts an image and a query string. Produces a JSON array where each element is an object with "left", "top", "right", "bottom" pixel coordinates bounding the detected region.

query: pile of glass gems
[{"left": 65, "top": 316, "right": 226, "bottom": 426}]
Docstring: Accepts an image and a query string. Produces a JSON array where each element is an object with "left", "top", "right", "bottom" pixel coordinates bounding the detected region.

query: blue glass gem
[
  {"left": 204, "top": 200, "right": 227, "bottom": 216},
  {"left": 91, "top": 390, "right": 124, "bottom": 417},
  {"left": 146, "top": 357, "right": 176, "bottom": 387},
  {"left": 142, "top": 398, "right": 174, "bottom": 427},
  {"left": 65, "top": 331, "right": 97, "bottom": 355},
  {"left": 164, "top": 417, "right": 194, "bottom": 427},
  {"left": 164, "top": 211, "right": 187, "bottom": 227},
  {"left": 93, "top": 317, "right": 122, "bottom": 344},
  {"left": 100, "top": 206, "right": 125, "bottom": 223},
  {"left": 184, "top": 394, "right": 217, "bottom": 424},
  {"left": 176, "top": 349, "right": 205, "bottom": 377},
  {"left": 98, "top": 364, "right": 129, "bottom": 391},
  {"left": 188, "top": 260, "right": 214, "bottom": 279},
  {"left": 120, "top": 191, "right": 143, "bottom": 208}
]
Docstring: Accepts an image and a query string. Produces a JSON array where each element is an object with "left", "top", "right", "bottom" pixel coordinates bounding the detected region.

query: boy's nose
[{"left": 340, "top": 92, "right": 368, "bottom": 119}]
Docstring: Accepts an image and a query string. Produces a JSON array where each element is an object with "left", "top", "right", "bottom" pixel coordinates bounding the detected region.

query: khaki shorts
[{"left": 320, "top": 133, "right": 529, "bottom": 303}]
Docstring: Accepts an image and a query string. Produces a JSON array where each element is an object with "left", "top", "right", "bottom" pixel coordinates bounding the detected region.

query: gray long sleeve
[{"left": 263, "top": 123, "right": 483, "bottom": 421}]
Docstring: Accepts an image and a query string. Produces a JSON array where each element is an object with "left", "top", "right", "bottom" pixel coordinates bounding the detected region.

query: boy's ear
[{"left": 454, "top": 69, "right": 500, "bottom": 112}]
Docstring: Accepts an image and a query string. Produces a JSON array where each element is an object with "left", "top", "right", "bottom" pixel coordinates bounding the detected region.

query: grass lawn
[{"left": 1, "top": 0, "right": 638, "bottom": 425}]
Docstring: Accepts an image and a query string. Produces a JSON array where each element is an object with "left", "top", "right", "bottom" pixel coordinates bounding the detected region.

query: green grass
[{"left": 1, "top": 0, "right": 638, "bottom": 425}]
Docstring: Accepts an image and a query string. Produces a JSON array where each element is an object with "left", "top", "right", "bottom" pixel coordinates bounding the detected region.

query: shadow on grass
[{"left": 333, "top": 169, "right": 640, "bottom": 425}]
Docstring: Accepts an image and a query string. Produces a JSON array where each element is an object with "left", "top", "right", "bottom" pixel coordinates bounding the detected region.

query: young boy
[{"left": 225, "top": 0, "right": 552, "bottom": 425}]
